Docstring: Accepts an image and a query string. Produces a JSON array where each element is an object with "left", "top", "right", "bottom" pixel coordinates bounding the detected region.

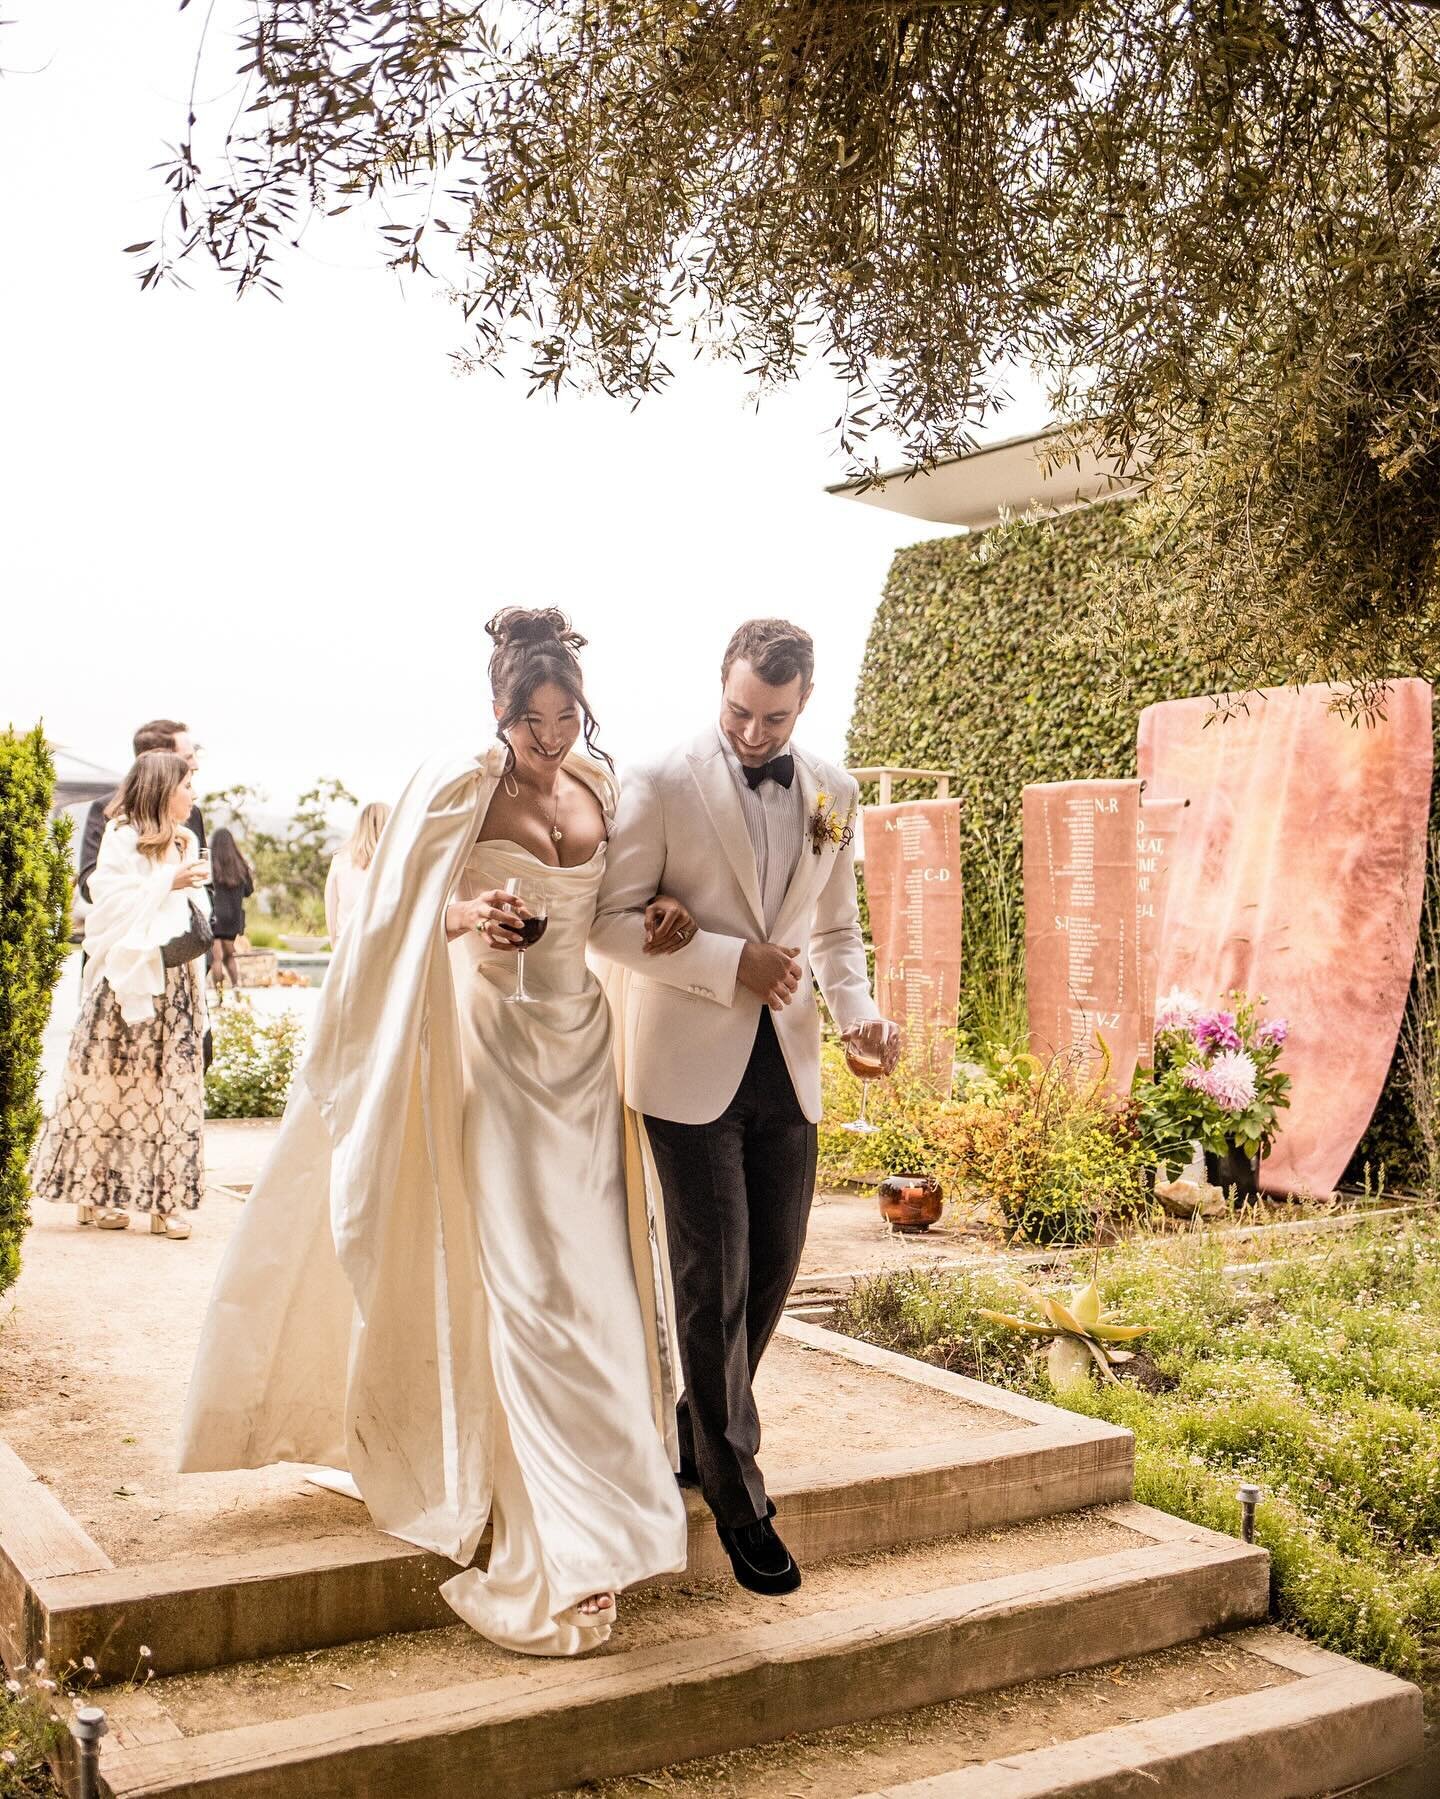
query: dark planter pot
[
  {"left": 1204, "top": 1144, "right": 1260, "bottom": 1201},
  {"left": 877, "top": 1173, "right": 944, "bottom": 1233}
]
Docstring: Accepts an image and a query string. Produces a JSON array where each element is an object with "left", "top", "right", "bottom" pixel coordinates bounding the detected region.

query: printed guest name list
[{"left": 1022, "top": 780, "right": 1143, "bottom": 1094}]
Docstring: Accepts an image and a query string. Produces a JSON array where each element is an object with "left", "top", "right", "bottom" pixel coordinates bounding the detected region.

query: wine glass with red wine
[
  {"left": 502, "top": 877, "right": 549, "bottom": 1004},
  {"left": 841, "top": 1019, "right": 888, "bottom": 1135}
]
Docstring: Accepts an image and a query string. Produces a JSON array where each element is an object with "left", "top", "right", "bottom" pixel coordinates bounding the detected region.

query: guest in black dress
[{"left": 208, "top": 828, "right": 254, "bottom": 998}]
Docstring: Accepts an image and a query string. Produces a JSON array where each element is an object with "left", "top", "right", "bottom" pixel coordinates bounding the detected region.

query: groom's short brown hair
[{"left": 721, "top": 619, "right": 815, "bottom": 690}]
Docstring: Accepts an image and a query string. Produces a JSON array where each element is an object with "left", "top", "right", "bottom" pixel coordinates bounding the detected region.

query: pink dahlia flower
[
  {"left": 1257, "top": 1018, "right": 1289, "bottom": 1049},
  {"left": 1181, "top": 1051, "right": 1257, "bottom": 1115},
  {"left": 1193, "top": 1010, "right": 1242, "bottom": 1054},
  {"left": 1207, "top": 1049, "right": 1258, "bottom": 1113}
]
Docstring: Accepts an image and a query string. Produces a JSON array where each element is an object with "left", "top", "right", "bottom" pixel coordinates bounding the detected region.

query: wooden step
[
  {"left": 21, "top": 1323, "right": 1132, "bottom": 1681},
  {"left": 854, "top": 1635, "right": 1423, "bottom": 1799},
  {"left": 561, "top": 1630, "right": 1423, "bottom": 1799},
  {"left": 89, "top": 1504, "right": 1268, "bottom": 1799}
]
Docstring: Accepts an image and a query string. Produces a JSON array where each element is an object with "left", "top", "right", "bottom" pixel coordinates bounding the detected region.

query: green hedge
[
  {"left": 846, "top": 505, "right": 1431, "bottom": 1187},
  {"left": 0, "top": 728, "right": 72, "bottom": 1298}
]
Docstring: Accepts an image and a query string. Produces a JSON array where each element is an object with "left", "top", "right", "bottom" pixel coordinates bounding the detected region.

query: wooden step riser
[
  {"left": 97, "top": 1534, "right": 1269, "bottom": 1799},
  {"left": 859, "top": 1662, "right": 1425, "bottom": 1798},
  {"left": 40, "top": 1423, "right": 1133, "bottom": 1681}
]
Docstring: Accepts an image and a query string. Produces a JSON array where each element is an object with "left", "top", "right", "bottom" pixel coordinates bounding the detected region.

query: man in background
[{"left": 77, "top": 718, "right": 207, "bottom": 902}]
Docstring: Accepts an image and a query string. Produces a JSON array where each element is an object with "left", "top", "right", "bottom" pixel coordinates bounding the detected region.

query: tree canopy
[{"left": 150, "top": 1, "right": 1440, "bottom": 693}]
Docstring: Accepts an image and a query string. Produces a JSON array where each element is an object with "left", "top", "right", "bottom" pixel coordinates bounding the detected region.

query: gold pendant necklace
[{"left": 517, "top": 767, "right": 563, "bottom": 844}]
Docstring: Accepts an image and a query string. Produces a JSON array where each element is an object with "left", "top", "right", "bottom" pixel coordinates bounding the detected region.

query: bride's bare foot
[{"left": 578, "top": 1591, "right": 616, "bottom": 1618}]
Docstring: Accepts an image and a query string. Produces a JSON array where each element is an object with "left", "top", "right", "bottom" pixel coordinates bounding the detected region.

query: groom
[{"left": 592, "top": 618, "right": 898, "bottom": 1594}]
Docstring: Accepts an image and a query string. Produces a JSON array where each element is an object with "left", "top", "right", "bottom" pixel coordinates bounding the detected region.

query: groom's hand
[{"left": 738, "top": 942, "right": 802, "bottom": 1009}]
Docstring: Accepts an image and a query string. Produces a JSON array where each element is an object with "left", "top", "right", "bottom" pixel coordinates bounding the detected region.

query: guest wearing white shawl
[{"left": 33, "top": 752, "right": 211, "bottom": 1238}]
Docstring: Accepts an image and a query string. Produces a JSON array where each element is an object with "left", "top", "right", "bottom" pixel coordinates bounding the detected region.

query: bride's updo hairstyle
[{"left": 486, "top": 605, "right": 614, "bottom": 772}]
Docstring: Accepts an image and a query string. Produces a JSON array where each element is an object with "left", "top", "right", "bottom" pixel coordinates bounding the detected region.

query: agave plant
[{"left": 979, "top": 1279, "right": 1151, "bottom": 1385}]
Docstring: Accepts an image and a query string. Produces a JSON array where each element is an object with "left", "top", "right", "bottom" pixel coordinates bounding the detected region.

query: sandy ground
[
  {"left": 107, "top": 1510, "right": 1144, "bottom": 1734},
  {"left": 0, "top": 1115, "right": 1012, "bottom": 1567}
]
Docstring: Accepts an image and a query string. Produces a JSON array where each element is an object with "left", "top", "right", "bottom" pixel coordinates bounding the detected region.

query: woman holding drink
[
  {"left": 33, "top": 751, "right": 212, "bottom": 1238},
  {"left": 181, "top": 608, "right": 697, "bottom": 1657}
]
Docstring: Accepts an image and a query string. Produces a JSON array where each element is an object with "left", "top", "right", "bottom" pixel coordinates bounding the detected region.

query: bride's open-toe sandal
[{"left": 575, "top": 1592, "right": 617, "bottom": 1626}]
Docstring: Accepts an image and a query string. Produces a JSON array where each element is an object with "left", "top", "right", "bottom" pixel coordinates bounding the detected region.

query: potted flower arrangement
[{"left": 1138, "top": 989, "right": 1291, "bottom": 1199}]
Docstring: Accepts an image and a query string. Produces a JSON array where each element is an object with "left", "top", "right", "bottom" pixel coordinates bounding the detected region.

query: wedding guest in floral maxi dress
[{"left": 32, "top": 752, "right": 212, "bottom": 1240}]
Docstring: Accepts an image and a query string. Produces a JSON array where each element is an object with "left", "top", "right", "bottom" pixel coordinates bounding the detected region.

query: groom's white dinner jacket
[{"left": 591, "top": 727, "right": 880, "bottom": 1125}]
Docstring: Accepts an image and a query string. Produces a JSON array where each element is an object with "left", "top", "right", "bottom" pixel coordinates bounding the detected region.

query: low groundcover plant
[{"left": 836, "top": 1216, "right": 1440, "bottom": 1690}]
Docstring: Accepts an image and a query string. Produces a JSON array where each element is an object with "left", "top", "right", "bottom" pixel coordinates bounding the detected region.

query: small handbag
[{"left": 161, "top": 899, "right": 215, "bottom": 968}]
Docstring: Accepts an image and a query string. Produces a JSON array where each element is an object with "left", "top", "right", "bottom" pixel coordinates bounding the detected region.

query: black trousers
[{"left": 644, "top": 1010, "right": 817, "bottom": 1528}]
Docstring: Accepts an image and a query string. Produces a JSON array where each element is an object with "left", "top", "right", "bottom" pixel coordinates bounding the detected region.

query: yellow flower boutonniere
[{"left": 807, "top": 791, "right": 856, "bottom": 857}]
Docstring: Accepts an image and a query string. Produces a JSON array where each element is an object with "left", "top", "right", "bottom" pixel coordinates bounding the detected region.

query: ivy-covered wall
[{"left": 846, "top": 504, "right": 1428, "bottom": 1188}]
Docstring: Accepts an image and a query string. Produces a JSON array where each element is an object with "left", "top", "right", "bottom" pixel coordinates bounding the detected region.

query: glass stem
[
  {"left": 858, "top": 1081, "right": 870, "bottom": 1128},
  {"left": 513, "top": 949, "right": 527, "bottom": 1002}
]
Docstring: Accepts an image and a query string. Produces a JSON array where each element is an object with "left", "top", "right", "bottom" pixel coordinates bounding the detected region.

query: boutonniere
[{"left": 808, "top": 791, "right": 856, "bottom": 857}]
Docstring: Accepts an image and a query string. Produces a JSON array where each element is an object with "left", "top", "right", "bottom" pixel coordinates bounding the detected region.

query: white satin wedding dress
[
  {"left": 439, "top": 833, "right": 687, "bottom": 1649},
  {"left": 178, "top": 749, "right": 687, "bottom": 1658}
]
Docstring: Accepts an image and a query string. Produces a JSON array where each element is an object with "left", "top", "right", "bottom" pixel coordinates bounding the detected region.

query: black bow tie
[{"left": 743, "top": 753, "right": 795, "bottom": 791}]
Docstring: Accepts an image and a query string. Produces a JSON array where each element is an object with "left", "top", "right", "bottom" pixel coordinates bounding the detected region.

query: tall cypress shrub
[{"left": 0, "top": 727, "right": 72, "bottom": 1295}]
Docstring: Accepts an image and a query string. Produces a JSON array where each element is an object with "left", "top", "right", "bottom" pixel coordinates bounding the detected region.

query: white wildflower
[{"left": 1154, "top": 987, "right": 1203, "bottom": 1034}]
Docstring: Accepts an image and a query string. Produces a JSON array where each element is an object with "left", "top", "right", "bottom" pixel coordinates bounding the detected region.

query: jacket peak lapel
[
  {"left": 687, "top": 740, "right": 766, "bottom": 934},
  {"left": 774, "top": 749, "right": 836, "bottom": 938}
]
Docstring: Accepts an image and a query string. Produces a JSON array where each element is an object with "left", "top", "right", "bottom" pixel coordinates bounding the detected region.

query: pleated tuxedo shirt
[{"left": 716, "top": 725, "right": 805, "bottom": 934}]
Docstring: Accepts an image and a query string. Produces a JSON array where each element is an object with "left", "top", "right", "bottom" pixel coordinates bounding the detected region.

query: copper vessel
[{"left": 877, "top": 1173, "right": 944, "bottom": 1233}]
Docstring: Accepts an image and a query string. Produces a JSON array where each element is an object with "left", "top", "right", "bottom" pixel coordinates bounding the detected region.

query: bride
[{"left": 179, "top": 608, "right": 693, "bottom": 1655}]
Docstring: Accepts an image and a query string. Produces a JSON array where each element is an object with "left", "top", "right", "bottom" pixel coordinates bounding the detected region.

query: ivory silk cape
[{"left": 177, "top": 745, "right": 680, "bottom": 1567}]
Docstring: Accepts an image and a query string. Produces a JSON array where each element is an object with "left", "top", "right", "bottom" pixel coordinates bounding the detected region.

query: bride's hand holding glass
[{"left": 444, "top": 888, "right": 529, "bottom": 948}]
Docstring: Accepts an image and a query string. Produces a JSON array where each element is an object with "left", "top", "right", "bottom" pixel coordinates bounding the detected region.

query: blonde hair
[
  {"left": 106, "top": 752, "right": 191, "bottom": 861},
  {"left": 347, "top": 801, "right": 391, "bottom": 872}
]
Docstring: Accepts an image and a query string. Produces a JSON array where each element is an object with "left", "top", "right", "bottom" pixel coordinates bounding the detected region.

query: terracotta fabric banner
[
  {"left": 1135, "top": 797, "right": 1190, "bottom": 1069},
  {"left": 1023, "top": 780, "right": 1143, "bottom": 1093},
  {"left": 1138, "top": 680, "right": 1433, "bottom": 1196},
  {"left": 863, "top": 799, "right": 964, "bottom": 1082}
]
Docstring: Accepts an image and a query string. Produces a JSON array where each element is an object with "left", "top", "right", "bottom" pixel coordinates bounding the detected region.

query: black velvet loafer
[{"left": 716, "top": 1502, "right": 801, "bottom": 1595}]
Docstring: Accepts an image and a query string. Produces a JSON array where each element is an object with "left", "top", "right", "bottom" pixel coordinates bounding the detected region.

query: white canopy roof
[
  {"left": 50, "top": 745, "right": 123, "bottom": 810},
  {"left": 828, "top": 425, "right": 1143, "bottom": 531}
]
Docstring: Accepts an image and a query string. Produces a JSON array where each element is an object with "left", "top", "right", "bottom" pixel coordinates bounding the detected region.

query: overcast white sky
[{"left": 1, "top": 4, "right": 1050, "bottom": 818}]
